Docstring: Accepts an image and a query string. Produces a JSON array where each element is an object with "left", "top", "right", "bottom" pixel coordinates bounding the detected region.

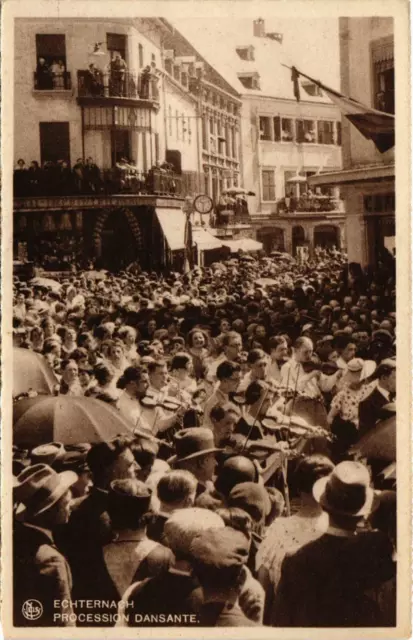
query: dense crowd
[{"left": 12, "top": 249, "right": 397, "bottom": 627}]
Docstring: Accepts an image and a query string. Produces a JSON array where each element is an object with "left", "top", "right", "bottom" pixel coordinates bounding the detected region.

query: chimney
[{"left": 253, "top": 18, "right": 265, "bottom": 38}]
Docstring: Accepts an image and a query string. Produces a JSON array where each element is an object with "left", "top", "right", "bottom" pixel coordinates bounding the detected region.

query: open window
[
  {"left": 296, "top": 119, "right": 316, "bottom": 143},
  {"left": 262, "top": 169, "right": 276, "bottom": 201},
  {"left": 317, "top": 120, "right": 335, "bottom": 145},
  {"left": 281, "top": 118, "right": 294, "bottom": 142},
  {"left": 35, "top": 34, "right": 69, "bottom": 90},
  {"left": 259, "top": 116, "right": 272, "bottom": 141}
]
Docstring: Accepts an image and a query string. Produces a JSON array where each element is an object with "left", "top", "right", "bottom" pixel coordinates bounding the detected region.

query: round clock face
[{"left": 194, "top": 194, "right": 213, "bottom": 214}]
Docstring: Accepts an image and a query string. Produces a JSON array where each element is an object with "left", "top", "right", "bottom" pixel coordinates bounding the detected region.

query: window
[
  {"left": 168, "top": 106, "right": 172, "bottom": 136},
  {"left": 155, "top": 133, "right": 160, "bottom": 163},
  {"left": 284, "top": 170, "right": 297, "bottom": 198},
  {"left": 39, "top": 122, "right": 70, "bottom": 165},
  {"left": 317, "top": 121, "right": 335, "bottom": 144},
  {"left": 209, "top": 117, "right": 215, "bottom": 135},
  {"left": 301, "top": 81, "right": 323, "bottom": 97},
  {"left": 236, "top": 46, "right": 255, "bottom": 61},
  {"left": 372, "top": 38, "right": 394, "bottom": 113},
  {"left": 273, "top": 117, "right": 281, "bottom": 141},
  {"left": 296, "top": 119, "right": 316, "bottom": 143},
  {"left": 173, "top": 65, "right": 181, "bottom": 82},
  {"left": 281, "top": 118, "right": 294, "bottom": 141},
  {"left": 262, "top": 169, "right": 276, "bottom": 201},
  {"left": 107, "top": 33, "right": 127, "bottom": 62},
  {"left": 111, "top": 130, "right": 130, "bottom": 165},
  {"left": 232, "top": 128, "right": 237, "bottom": 159},
  {"left": 336, "top": 121, "right": 342, "bottom": 146},
  {"left": 36, "top": 34, "right": 66, "bottom": 68},
  {"left": 238, "top": 73, "right": 260, "bottom": 90},
  {"left": 259, "top": 116, "right": 272, "bottom": 141},
  {"left": 151, "top": 53, "right": 156, "bottom": 64},
  {"left": 35, "top": 34, "right": 69, "bottom": 90},
  {"left": 139, "top": 44, "right": 144, "bottom": 68}
]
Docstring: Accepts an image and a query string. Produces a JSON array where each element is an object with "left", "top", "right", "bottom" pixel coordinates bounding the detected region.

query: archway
[
  {"left": 257, "top": 227, "right": 285, "bottom": 253},
  {"left": 292, "top": 225, "right": 306, "bottom": 255},
  {"left": 93, "top": 208, "right": 143, "bottom": 271},
  {"left": 313, "top": 224, "right": 340, "bottom": 251}
]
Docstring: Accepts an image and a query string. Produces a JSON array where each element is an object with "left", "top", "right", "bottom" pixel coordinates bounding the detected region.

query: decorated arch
[{"left": 93, "top": 208, "right": 143, "bottom": 254}]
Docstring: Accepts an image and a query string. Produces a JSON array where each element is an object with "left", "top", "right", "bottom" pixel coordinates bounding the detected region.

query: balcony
[
  {"left": 276, "top": 195, "right": 344, "bottom": 215},
  {"left": 13, "top": 166, "right": 184, "bottom": 210},
  {"left": 33, "top": 71, "right": 72, "bottom": 92},
  {"left": 77, "top": 70, "right": 160, "bottom": 109}
]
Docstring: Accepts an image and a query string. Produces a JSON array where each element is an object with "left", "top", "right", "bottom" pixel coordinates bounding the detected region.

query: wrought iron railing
[
  {"left": 33, "top": 71, "right": 72, "bottom": 91},
  {"left": 13, "top": 167, "right": 182, "bottom": 198},
  {"left": 276, "top": 195, "right": 342, "bottom": 214},
  {"left": 77, "top": 70, "right": 160, "bottom": 101}
]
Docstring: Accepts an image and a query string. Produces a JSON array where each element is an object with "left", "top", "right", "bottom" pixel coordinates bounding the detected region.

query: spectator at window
[
  {"left": 51, "top": 59, "right": 66, "bottom": 89},
  {"left": 14, "top": 159, "right": 28, "bottom": 196},
  {"left": 72, "top": 158, "right": 84, "bottom": 193},
  {"left": 28, "top": 161, "right": 42, "bottom": 196},
  {"left": 36, "top": 57, "right": 52, "bottom": 90},
  {"left": 87, "top": 63, "right": 104, "bottom": 96},
  {"left": 84, "top": 157, "right": 102, "bottom": 194}
]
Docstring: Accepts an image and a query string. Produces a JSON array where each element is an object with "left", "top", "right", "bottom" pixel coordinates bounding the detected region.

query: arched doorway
[
  {"left": 292, "top": 225, "right": 306, "bottom": 255},
  {"left": 94, "top": 208, "right": 143, "bottom": 271},
  {"left": 256, "top": 227, "right": 285, "bottom": 253},
  {"left": 313, "top": 224, "right": 340, "bottom": 250}
]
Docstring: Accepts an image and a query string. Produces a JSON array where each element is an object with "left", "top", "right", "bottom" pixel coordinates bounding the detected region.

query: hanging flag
[
  {"left": 291, "top": 66, "right": 300, "bottom": 102},
  {"left": 286, "top": 65, "right": 395, "bottom": 153},
  {"left": 183, "top": 214, "right": 193, "bottom": 272}
]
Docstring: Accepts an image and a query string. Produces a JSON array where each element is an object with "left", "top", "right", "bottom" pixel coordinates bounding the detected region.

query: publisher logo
[{"left": 22, "top": 600, "right": 43, "bottom": 621}]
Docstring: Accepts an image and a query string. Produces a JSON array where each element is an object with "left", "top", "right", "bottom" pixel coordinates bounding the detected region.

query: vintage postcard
[{"left": 1, "top": 0, "right": 411, "bottom": 638}]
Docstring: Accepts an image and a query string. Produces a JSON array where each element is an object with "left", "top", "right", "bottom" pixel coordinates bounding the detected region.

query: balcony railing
[
  {"left": 13, "top": 167, "right": 182, "bottom": 199},
  {"left": 33, "top": 71, "right": 72, "bottom": 91},
  {"left": 77, "top": 70, "right": 160, "bottom": 101},
  {"left": 276, "top": 195, "right": 343, "bottom": 214}
]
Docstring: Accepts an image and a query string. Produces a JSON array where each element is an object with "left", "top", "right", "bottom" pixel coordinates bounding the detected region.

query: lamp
[{"left": 91, "top": 42, "right": 106, "bottom": 56}]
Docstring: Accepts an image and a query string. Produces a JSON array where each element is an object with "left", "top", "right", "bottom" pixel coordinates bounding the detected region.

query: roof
[{"left": 170, "top": 20, "right": 334, "bottom": 104}]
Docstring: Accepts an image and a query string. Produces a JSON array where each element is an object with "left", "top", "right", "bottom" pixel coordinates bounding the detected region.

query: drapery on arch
[{"left": 92, "top": 208, "right": 143, "bottom": 252}]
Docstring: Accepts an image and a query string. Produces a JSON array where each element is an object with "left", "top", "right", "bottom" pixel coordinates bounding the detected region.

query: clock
[{"left": 193, "top": 194, "right": 213, "bottom": 215}]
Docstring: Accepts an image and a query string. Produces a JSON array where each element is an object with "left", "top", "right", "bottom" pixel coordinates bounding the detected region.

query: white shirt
[
  {"left": 280, "top": 358, "right": 339, "bottom": 399},
  {"left": 377, "top": 384, "right": 390, "bottom": 402},
  {"left": 117, "top": 391, "right": 151, "bottom": 432}
]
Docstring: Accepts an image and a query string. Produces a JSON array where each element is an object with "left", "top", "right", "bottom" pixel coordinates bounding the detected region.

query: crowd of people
[
  {"left": 14, "top": 157, "right": 179, "bottom": 198},
  {"left": 12, "top": 249, "right": 397, "bottom": 627}
]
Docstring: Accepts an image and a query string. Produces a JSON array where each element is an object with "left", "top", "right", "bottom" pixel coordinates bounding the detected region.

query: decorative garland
[{"left": 93, "top": 208, "right": 143, "bottom": 253}]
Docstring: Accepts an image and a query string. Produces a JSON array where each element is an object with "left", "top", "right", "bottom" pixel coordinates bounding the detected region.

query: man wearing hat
[
  {"left": 358, "top": 359, "right": 396, "bottom": 437},
  {"left": 13, "top": 464, "right": 77, "bottom": 626},
  {"left": 169, "top": 428, "right": 221, "bottom": 498},
  {"left": 272, "top": 461, "right": 395, "bottom": 626},
  {"left": 189, "top": 527, "right": 258, "bottom": 626}
]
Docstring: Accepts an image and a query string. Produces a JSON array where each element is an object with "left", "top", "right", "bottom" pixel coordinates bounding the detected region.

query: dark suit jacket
[
  {"left": 13, "top": 521, "right": 74, "bottom": 627},
  {"left": 272, "top": 530, "right": 395, "bottom": 627},
  {"left": 358, "top": 388, "right": 389, "bottom": 437}
]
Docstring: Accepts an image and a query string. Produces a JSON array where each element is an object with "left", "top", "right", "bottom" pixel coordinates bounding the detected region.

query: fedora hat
[
  {"left": 14, "top": 464, "right": 77, "bottom": 517},
  {"left": 31, "top": 442, "right": 66, "bottom": 468},
  {"left": 313, "top": 461, "right": 377, "bottom": 517},
  {"left": 168, "top": 428, "right": 221, "bottom": 465}
]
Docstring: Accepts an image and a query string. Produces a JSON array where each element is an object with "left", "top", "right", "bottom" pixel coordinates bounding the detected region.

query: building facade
[{"left": 309, "top": 17, "right": 395, "bottom": 267}]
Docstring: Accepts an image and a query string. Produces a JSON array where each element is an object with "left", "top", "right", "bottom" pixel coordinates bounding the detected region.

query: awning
[
  {"left": 192, "top": 227, "right": 224, "bottom": 250},
  {"left": 308, "top": 164, "right": 395, "bottom": 187},
  {"left": 222, "top": 238, "right": 263, "bottom": 253},
  {"left": 156, "top": 208, "right": 187, "bottom": 251}
]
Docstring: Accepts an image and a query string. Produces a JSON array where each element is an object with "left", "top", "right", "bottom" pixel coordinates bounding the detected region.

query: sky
[{"left": 172, "top": 17, "right": 340, "bottom": 91}]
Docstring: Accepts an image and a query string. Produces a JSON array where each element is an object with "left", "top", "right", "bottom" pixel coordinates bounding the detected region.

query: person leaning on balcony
[
  {"left": 36, "top": 57, "right": 53, "bottom": 90},
  {"left": 73, "top": 158, "right": 85, "bottom": 193},
  {"left": 51, "top": 59, "right": 66, "bottom": 89},
  {"left": 110, "top": 51, "right": 127, "bottom": 97},
  {"left": 87, "top": 63, "right": 104, "bottom": 96},
  {"left": 84, "top": 157, "right": 102, "bottom": 194}
]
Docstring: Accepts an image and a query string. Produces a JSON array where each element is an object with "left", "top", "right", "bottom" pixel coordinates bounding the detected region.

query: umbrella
[
  {"left": 352, "top": 415, "right": 396, "bottom": 462},
  {"left": 13, "top": 348, "right": 59, "bottom": 398},
  {"left": 84, "top": 270, "right": 108, "bottom": 281},
  {"left": 30, "top": 277, "right": 61, "bottom": 292},
  {"left": 13, "top": 395, "right": 136, "bottom": 447},
  {"left": 255, "top": 277, "right": 278, "bottom": 287}
]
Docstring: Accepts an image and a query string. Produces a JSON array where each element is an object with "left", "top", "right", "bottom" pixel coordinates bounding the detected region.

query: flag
[
  {"left": 184, "top": 214, "right": 193, "bottom": 272},
  {"left": 291, "top": 66, "right": 300, "bottom": 102},
  {"left": 288, "top": 66, "right": 395, "bottom": 153}
]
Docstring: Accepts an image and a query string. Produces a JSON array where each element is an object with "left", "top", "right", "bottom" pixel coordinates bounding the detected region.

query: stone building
[{"left": 309, "top": 17, "right": 395, "bottom": 267}]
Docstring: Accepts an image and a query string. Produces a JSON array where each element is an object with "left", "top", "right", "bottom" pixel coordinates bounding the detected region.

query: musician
[
  {"left": 209, "top": 403, "right": 242, "bottom": 447},
  {"left": 280, "top": 337, "right": 343, "bottom": 428},
  {"left": 238, "top": 349, "right": 269, "bottom": 392},
  {"left": 203, "top": 361, "right": 242, "bottom": 429},
  {"left": 205, "top": 331, "right": 243, "bottom": 386},
  {"left": 117, "top": 365, "right": 183, "bottom": 436},
  {"left": 268, "top": 337, "right": 289, "bottom": 384}
]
